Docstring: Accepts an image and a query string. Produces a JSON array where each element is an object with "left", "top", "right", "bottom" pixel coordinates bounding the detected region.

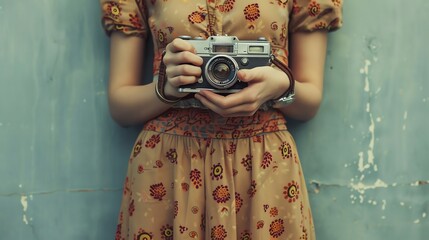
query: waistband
[{"left": 143, "top": 108, "right": 287, "bottom": 139}]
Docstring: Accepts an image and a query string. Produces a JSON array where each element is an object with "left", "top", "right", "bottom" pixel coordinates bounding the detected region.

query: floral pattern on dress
[{"left": 99, "top": 0, "right": 343, "bottom": 239}]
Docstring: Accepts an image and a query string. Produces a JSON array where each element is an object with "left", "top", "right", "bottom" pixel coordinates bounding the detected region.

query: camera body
[{"left": 178, "top": 35, "right": 272, "bottom": 94}]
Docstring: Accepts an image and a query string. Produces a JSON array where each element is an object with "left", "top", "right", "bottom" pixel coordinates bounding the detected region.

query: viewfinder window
[
  {"left": 213, "top": 45, "right": 234, "bottom": 53},
  {"left": 248, "top": 46, "right": 264, "bottom": 53}
]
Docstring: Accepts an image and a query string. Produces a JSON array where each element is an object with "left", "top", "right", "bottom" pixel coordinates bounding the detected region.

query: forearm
[
  {"left": 108, "top": 81, "right": 171, "bottom": 127},
  {"left": 278, "top": 80, "right": 322, "bottom": 121}
]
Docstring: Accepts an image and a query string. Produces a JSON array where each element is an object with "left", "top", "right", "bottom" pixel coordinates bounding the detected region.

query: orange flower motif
[
  {"left": 308, "top": 1, "right": 321, "bottom": 17},
  {"left": 107, "top": 2, "right": 121, "bottom": 18},
  {"left": 129, "top": 14, "right": 142, "bottom": 29},
  {"left": 211, "top": 225, "right": 227, "bottom": 240},
  {"left": 213, "top": 185, "right": 231, "bottom": 203},
  {"left": 284, "top": 180, "right": 300, "bottom": 202},
  {"left": 243, "top": 3, "right": 260, "bottom": 22},
  {"left": 217, "top": 0, "right": 235, "bottom": 13},
  {"left": 269, "top": 219, "right": 285, "bottom": 238},
  {"left": 188, "top": 11, "right": 206, "bottom": 24}
]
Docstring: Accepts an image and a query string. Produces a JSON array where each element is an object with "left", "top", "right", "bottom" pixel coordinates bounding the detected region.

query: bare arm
[
  {"left": 107, "top": 32, "right": 171, "bottom": 127},
  {"left": 278, "top": 31, "right": 328, "bottom": 121}
]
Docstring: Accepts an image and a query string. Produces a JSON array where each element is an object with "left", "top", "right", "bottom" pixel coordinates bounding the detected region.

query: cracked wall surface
[{"left": 1, "top": 0, "right": 429, "bottom": 239}]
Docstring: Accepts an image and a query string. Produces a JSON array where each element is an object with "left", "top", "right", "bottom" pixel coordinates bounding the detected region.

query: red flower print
[
  {"left": 308, "top": 1, "right": 321, "bottom": 17},
  {"left": 226, "top": 141, "right": 237, "bottom": 154},
  {"left": 269, "top": 219, "right": 285, "bottom": 238},
  {"left": 150, "top": 183, "right": 167, "bottom": 201},
  {"left": 181, "top": 182, "right": 189, "bottom": 191},
  {"left": 155, "top": 160, "right": 163, "bottom": 168},
  {"left": 189, "top": 231, "right": 198, "bottom": 238},
  {"left": 216, "top": 0, "right": 235, "bottom": 12},
  {"left": 256, "top": 220, "right": 264, "bottom": 229},
  {"left": 235, "top": 192, "right": 243, "bottom": 213},
  {"left": 190, "top": 169, "right": 202, "bottom": 189},
  {"left": 240, "top": 230, "right": 252, "bottom": 240},
  {"left": 174, "top": 201, "right": 178, "bottom": 218},
  {"left": 188, "top": 11, "right": 206, "bottom": 24},
  {"left": 252, "top": 135, "right": 262, "bottom": 143},
  {"left": 241, "top": 154, "right": 253, "bottom": 171},
  {"left": 135, "top": 229, "right": 153, "bottom": 240},
  {"left": 215, "top": 131, "right": 224, "bottom": 138},
  {"left": 243, "top": 4, "right": 260, "bottom": 22},
  {"left": 212, "top": 185, "right": 231, "bottom": 203},
  {"left": 211, "top": 225, "right": 228, "bottom": 240},
  {"left": 107, "top": 2, "right": 121, "bottom": 18},
  {"left": 129, "top": 13, "right": 142, "bottom": 29},
  {"left": 115, "top": 223, "right": 122, "bottom": 240},
  {"left": 137, "top": 164, "right": 144, "bottom": 174},
  {"left": 145, "top": 134, "right": 160, "bottom": 148},
  {"left": 279, "top": 142, "right": 292, "bottom": 159},
  {"left": 301, "top": 226, "right": 309, "bottom": 240},
  {"left": 166, "top": 148, "right": 178, "bottom": 164},
  {"left": 247, "top": 180, "right": 257, "bottom": 198},
  {"left": 314, "top": 21, "right": 328, "bottom": 30},
  {"left": 270, "top": 207, "right": 279, "bottom": 217},
  {"left": 191, "top": 206, "right": 199, "bottom": 214},
  {"left": 232, "top": 130, "right": 240, "bottom": 139},
  {"left": 284, "top": 180, "right": 300, "bottom": 202},
  {"left": 133, "top": 139, "right": 142, "bottom": 157},
  {"left": 179, "top": 225, "right": 188, "bottom": 234},
  {"left": 261, "top": 151, "right": 273, "bottom": 169},
  {"left": 160, "top": 224, "right": 173, "bottom": 240},
  {"left": 211, "top": 163, "right": 224, "bottom": 180},
  {"left": 128, "top": 199, "right": 135, "bottom": 216},
  {"left": 123, "top": 177, "right": 130, "bottom": 196}
]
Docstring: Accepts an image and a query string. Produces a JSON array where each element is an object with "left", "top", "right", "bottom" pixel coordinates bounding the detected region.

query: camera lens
[
  {"left": 212, "top": 62, "right": 231, "bottom": 81},
  {"left": 205, "top": 55, "right": 238, "bottom": 89}
]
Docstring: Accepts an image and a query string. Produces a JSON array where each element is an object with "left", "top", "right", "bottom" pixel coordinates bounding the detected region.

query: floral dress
[{"left": 99, "top": 1, "right": 342, "bottom": 239}]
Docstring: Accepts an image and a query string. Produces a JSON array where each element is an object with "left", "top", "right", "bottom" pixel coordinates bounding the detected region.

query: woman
[{"left": 100, "top": 0, "right": 342, "bottom": 239}]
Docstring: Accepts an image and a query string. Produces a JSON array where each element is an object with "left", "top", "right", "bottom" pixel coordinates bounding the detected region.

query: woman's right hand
[{"left": 162, "top": 38, "right": 203, "bottom": 99}]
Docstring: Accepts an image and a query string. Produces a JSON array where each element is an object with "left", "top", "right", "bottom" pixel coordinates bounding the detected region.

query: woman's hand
[
  {"left": 163, "top": 38, "right": 203, "bottom": 99},
  {"left": 194, "top": 66, "right": 290, "bottom": 117}
]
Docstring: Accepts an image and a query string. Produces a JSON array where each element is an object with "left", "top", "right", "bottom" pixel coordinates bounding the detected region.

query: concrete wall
[{"left": 1, "top": 0, "right": 428, "bottom": 239}]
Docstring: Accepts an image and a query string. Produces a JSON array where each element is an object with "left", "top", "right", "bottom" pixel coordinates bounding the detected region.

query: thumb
[{"left": 237, "top": 67, "right": 266, "bottom": 83}]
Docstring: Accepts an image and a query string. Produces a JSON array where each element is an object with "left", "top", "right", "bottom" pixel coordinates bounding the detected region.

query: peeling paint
[
  {"left": 351, "top": 179, "right": 388, "bottom": 195},
  {"left": 20, "top": 195, "right": 33, "bottom": 225}
]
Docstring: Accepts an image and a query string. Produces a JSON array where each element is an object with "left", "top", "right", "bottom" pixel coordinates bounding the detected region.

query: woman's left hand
[{"left": 194, "top": 66, "right": 290, "bottom": 117}]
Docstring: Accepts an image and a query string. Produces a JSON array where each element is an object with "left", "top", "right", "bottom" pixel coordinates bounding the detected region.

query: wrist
[
  {"left": 154, "top": 51, "right": 183, "bottom": 104},
  {"left": 268, "top": 54, "right": 295, "bottom": 108}
]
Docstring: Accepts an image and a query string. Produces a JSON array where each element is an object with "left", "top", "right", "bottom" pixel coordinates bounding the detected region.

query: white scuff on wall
[
  {"left": 19, "top": 184, "right": 33, "bottom": 225},
  {"left": 350, "top": 59, "right": 387, "bottom": 206}
]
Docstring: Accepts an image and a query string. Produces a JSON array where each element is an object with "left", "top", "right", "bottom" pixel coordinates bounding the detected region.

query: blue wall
[{"left": 1, "top": 0, "right": 428, "bottom": 239}]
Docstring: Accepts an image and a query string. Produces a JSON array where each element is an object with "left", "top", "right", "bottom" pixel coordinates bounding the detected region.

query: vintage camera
[{"left": 178, "top": 35, "right": 272, "bottom": 94}]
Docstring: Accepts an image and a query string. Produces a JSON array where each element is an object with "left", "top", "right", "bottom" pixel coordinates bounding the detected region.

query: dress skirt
[{"left": 115, "top": 108, "right": 315, "bottom": 240}]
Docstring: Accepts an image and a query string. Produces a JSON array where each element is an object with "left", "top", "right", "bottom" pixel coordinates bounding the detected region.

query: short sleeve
[
  {"left": 100, "top": 0, "right": 147, "bottom": 38},
  {"left": 289, "top": 0, "right": 343, "bottom": 33}
]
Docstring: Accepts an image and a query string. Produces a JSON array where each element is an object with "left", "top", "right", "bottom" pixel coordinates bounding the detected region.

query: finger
[
  {"left": 195, "top": 92, "right": 259, "bottom": 116},
  {"left": 166, "top": 38, "right": 195, "bottom": 53},
  {"left": 165, "top": 51, "right": 203, "bottom": 66},
  {"left": 237, "top": 67, "right": 267, "bottom": 83},
  {"left": 197, "top": 89, "right": 256, "bottom": 109},
  {"left": 195, "top": 92, "right": 259, "bottom": 117},
  {"left": 168, "top": 75, "right": 200, "bottom": 87},
  {"left": 166, "top": 64, "right": 202, "bottom": 78}
]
